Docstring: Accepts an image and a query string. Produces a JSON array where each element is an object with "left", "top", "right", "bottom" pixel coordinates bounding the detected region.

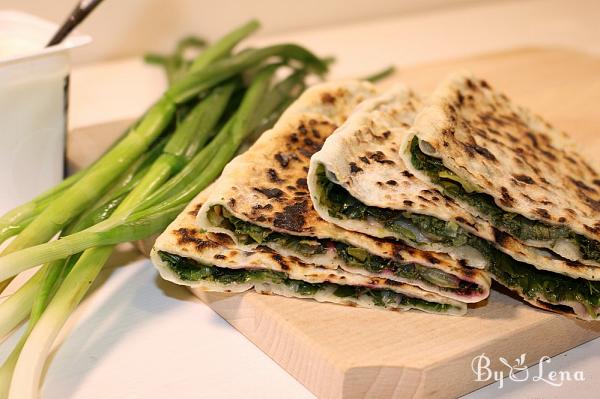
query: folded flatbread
[
  {"left": 195, "top": 80, "right": 490, "bottom": 304},
  {"left": 151, "top": 189, "right": 466, "bottom": 315},
  {"left": 402, "top": 72, "right": 600, "bottom": 268},
  {"left": 400, "top": 73, "right": 600, "bottom": 318},
  {"left": 308, "top": 79, "right": 599, "bottom": 320},
  {"left": 309, "top": 85, "right": 490, "bottom": 268},
  {"left": 398, "top": 72, "right": 600, "bottom": 319}
]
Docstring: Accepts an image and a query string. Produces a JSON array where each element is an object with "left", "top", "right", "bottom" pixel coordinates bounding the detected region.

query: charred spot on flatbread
[
  {"left": 267, "top": 168, "right": 283, "bottom": 183},
  {"left": 253, "top": 187, "right": 285, "bottom": 199},
  {"left": 296, "top": 178, "right": 308, "bottom": 189},
  {"left": 271, "top": 253, "right": 290, "bottom": 270},
  {"left": 274, "top": 152, "right": 291, "bottom": 168},
  {"left": 369, "top": 151, "right": 395, "bottom": 165},
  {"left": 321, "top": 92, "right": 336, "bottom": 104},
  {"left": 173, "top": 227, "right": 219, "bottom": 250},
  {"left": 273, "top": 201, "right": 309, "bottom": 232},
  {"left": 188, "top": 202, "right": 204, "bottom": 217},
  {"left": 349, "top": 162, "right": 363, "bottom": 174}
]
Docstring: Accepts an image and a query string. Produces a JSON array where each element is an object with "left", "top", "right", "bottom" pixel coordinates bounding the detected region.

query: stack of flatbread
[
  {"left": 152, "top": 75, "right": 600, "bottom": 320},
  {"left": 152, "top": 81, "right": 492, "bottom": 316}
]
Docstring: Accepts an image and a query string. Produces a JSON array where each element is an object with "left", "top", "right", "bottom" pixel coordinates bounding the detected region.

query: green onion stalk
[
  {"left": 144, "top": 36, "right": 208, "bottom": 84},
  {"left": 0, "top": 124, "right": 144, "bottom": 247},
  {"left": 0, "top": 143, "right": 161, "bottom": 346},
  {"left": 0, "top": 84, "right": 235, "bottom": 396},
  {"left": 7, "top": 63, "right": 282, "bottom": 399},
  {"left": 0, "top": 18, "right": 264, "bottom": 333},
  {"left": 0, "top": 100, "right": 214, "bottom": 399},
  {"left": 0, "top": 169, "right": 92, "bottom": 245},
  {"left": 0, "top": 90, "right": 176, "bottom": 300},
  {"left": 0, "top": 120, "right": 162, "bottom": 247},
  {"left": 3, "top": 97, "right": 174, "bottom": 255},
  {"left": 0, "top": 158, "right": 162, "bottom": 399},
  {"left": 0, "top": 158, "right": 158, "bottom": 393}
]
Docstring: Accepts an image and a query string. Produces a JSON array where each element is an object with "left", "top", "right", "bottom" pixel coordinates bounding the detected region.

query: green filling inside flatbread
[
  {"left": 315, "top": 165, "right": 600, "bottom": 317},
  {"left": 207, "top": 206, "right": 482, "bottom": 296},
  {"left": 485, "top": 245, "right": 600, "bottom": 318},
  {"left": 408, "top": 137, "right": 600, "bottom": 264},
  {"left": 315, "top": 165, "right": 485, "bottom": 252},
  {"left": 157, "top": 251, "right": 457, "bottom": 312},
  {"left": 159, "top": 251, "right": 320, "bottom": 295}
]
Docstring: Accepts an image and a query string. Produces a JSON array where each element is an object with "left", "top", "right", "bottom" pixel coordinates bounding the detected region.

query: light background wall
[{"left": 4, "top": 0, "right": 498, "bottom": 63}]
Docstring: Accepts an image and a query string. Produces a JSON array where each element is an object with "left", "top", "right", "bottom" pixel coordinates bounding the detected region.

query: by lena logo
[{"left": 471, "top": 353, "right": 585, "bottom": 389}]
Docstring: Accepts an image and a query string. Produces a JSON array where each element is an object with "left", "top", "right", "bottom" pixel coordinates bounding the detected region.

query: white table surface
[{"left": 3, "top": 0, "right": 600, "bottom": 398}]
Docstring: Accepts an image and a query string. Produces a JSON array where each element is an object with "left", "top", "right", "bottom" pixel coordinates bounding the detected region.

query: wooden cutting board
[
  {"left": 193, "top": 48, "right": 600, "bottom": 399},
  {"left": 69, "top": 48, "right": 600, "bottom": 399}
]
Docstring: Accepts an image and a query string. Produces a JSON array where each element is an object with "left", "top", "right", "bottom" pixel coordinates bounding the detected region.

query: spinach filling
[
  {"left": 315, "top": 165, "right": 484, "bottom": 251},
  {"left": 157, "top": 251, "right": 456, "bottom": 312},
  {"left": 486, "top": 244, "right": 600, "bottom": 318},
  {"left": 159, "top": 251, "right": 320, "bottom": 295},
  {"left": 315, "top": 162, "right": 600, "bottom": 317},
  {"left": 207, "top": 206, "right": 481, "bottom": 295},
  {"left": 409, "top": 137, "right": 600, "bottom": 263}
]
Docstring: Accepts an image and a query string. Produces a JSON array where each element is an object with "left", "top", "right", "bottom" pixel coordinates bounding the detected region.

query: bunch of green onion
[{"left": 0, "top": 20, "right": 330, "bottom": 398}]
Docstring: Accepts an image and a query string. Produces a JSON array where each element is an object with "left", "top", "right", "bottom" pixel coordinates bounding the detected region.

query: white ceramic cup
[{"left": 0, "top": 10, "right": 90, "bottom": 213}]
